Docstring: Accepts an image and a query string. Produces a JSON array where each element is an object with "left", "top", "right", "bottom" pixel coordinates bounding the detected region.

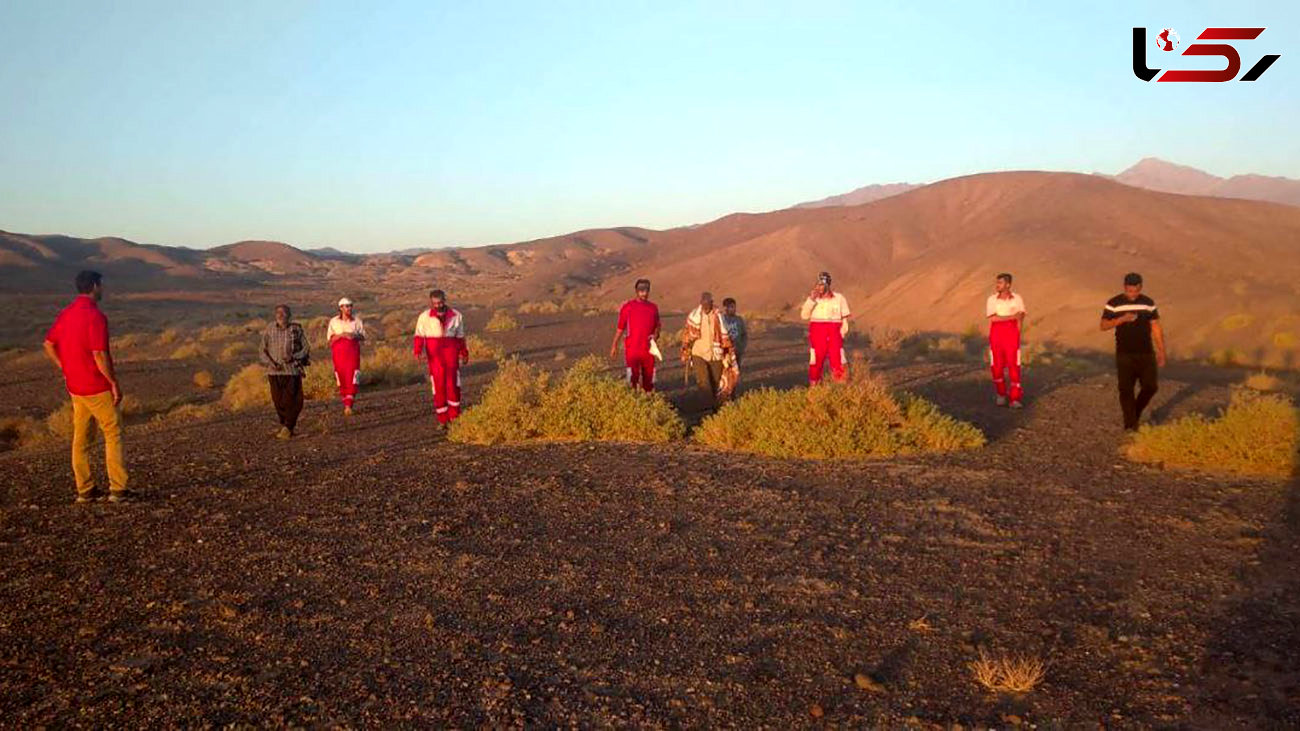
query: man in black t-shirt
[{"left": 1100, "top": 272, "right": 1167, "bottom": 430}]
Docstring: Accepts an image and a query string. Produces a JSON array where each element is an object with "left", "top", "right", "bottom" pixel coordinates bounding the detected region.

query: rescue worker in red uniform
[
  {"left": 609, "top": 278, "right": 662, "bottom": 392},
  {"left": 327, "top": 297, "right": 365, "bottom": 415},
  {"left": 800, "top": 272, "right": 851, "bottom": 384},
  {"left": 986, "top": 272, "right": 1026, "bottom": 408},
  {"left": 413, "top": 289, "right": 469, "bottom": 427}
]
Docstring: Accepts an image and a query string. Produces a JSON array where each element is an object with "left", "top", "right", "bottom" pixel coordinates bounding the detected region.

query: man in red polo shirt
[
  {"left": 609, "top": 278, "right": 662, "bottom": 392},
  {"left": 43, "top": 270, "right": 132, "bottom": 503}
]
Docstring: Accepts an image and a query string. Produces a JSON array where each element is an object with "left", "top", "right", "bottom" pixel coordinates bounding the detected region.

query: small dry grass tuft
[
  {"left": 554, "top": 349, "right": 567, "bottom": 361},
  {"left": 193, "top": 370, "right": 215, "bottom": 389},
  {"left": 198, "top": 324, "right": 243, "bottom": 342},
  {"left": 517, "top": 300, "right": 562, "bottom": 315},
  {"left": 219, "top": 342, "right": 255, "bottom": 363},
  {"left": 0, "top": 416, "right": 49, "bottom": 451},
  {"left": 907, "top": 615, "right": 934, "bottom": 633},
  {"left": 485, "top": 310, "right": 521, "bottom": 332},
  {"left": 868, "top": 326, "right": 910, "bottom": 353},
  {"left": 222, "top": 364, "right": 271, "bottom": 410},
  {"left": 466, "top": 334, "right": 506, "bottom": 362},
  {"left": 968, "top": 650, "right": 1046, "bottom": 694},
  {"left": 153, "top": 402, "right": 219, "bottom": 424},
  {"left": 157, "top": 328, "right": 181, "bottom": 345},
  {"left": 1126, "top": 390, "right": 1298, "bottom": 477},
  {"left": 169, "top": 342, "right": 206, "bottom": 360},
  {"left": 1243, "top": 371, "right": 1282, "bottom": 392}
]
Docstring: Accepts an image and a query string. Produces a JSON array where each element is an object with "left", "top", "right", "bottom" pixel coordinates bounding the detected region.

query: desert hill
[
  {"left": 5, "top": 170, "right": 1300, "bottom": 364},
  {"left": 462, "top": 172, "right": 1300, "bottom": 365},
  {"left": 794, "top": 182, "right": 921, "bottom": 208}
]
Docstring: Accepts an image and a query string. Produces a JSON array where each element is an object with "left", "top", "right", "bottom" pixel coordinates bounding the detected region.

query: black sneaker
[
  {"left": 75, "top": 489, "right": 105, "bottom": 504},
  {"left": 108, "top": 489, "right": 139, "bottom": 503}
]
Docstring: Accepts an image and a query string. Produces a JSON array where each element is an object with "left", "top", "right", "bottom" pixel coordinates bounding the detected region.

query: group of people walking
[{"left": 42, "top": 267, "right": 1166, "bottom": 503}]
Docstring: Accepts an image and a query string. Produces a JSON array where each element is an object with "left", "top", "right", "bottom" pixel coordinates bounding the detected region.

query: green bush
[
  {"left": 450, "top": 356, "right": 685, "bottom": 445},
  {"left": 695, "top": 372, "right": 985, "bottom": 459},
  {"left": 485, "top": 310, "right": 521, "bottom": 332},
  {"left": 1125, "top": 391, "right": 1297, "bottom": 477}
]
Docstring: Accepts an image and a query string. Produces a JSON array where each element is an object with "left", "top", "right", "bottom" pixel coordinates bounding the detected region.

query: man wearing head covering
[
  {"left": 609, "top": 278, "right": 661, "bottom": 392},
  {"left": 327, "top": 297, "right": 366, "bottom": 415},
  {"left": 681, "top": 291, "right": 737, "bottom": 410},
  {"left": 260, "top": 304, "right": 311, "bottom": 439},
  {"left": 1101, "top": 272, "right": 1166, "bottom": 430},
  {"left": 799, "top": 272, "right": 851, "bottom": 384},
  {"left": 413, "top": 289, "right": 469, "bottom": 427},
  {"left": 986, "top": 273, "right": 1026, "bottom": 408}
]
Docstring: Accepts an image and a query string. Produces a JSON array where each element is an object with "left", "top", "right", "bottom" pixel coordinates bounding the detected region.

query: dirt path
[{"left": 0, "top": 329, "right": 1296, "bottom": 726}]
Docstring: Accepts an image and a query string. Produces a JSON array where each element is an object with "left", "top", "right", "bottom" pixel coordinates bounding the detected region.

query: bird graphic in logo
[{"left": 1156, "top": 28, "right": 1180, "bottom": 52}]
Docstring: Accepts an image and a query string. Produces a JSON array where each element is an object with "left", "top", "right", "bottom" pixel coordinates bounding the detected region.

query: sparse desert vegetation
[
  {"left": 1126, "top": 390, "right": 1298, "bottom": 477},
  {"left": 969, "top": 650, "right": 1047, "bottom": 694},
  {"left": 450, "top": 356, "right": 684, "bottom": 445},
  {"left": 485, "top": 309, "right": 521, "bottom": 332},
  {"left": 695, "top": 371, "right": 985, "bottom": 459},
  {"left": 193, "top": 370, "right": 216, "bottom": 389}
]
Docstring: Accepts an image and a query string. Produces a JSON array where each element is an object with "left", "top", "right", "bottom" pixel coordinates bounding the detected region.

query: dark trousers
[
  {"left": 268, "top": 375, "right": 304, "bottom": 432},
  {"left": 1116, "top": 352, "right": 1158, "bottom": 430},
  {"left": 691, "top": 355, "right": 723, "bottom": 403}
]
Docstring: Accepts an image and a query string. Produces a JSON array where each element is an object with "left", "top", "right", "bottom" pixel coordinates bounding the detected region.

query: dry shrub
[
  {"left": 467, "top": 334, "right": 505, "bottom": 362},
  {"left": 157, "top": 328, "right": 181, "bottom": 345},
  {"left": 1243, "top": 371, "right": 1282, "bottom": 392},
  {"left": 485, "top": 310, "right": 521, "bottom": 332},
  {"left": 303, "top": 365, "right": 337, "bottom": 401},
  {"left": 0, "top": 416, "right": 49, "bottom": 451},
  {"left": 362, "top": 344, "right": 425, "bottom": 388},
  {"left": 554, "top": 349, "right": 567, "bottom": 361},
  {"left": 517, "top": 300, "right": 561, "bottom": 315},
  {"left": 1125, "top": 390, "right": 1297, "bottom": 477},
  {"left": 198, "top": 324, "right": 242, "bottom": 341},
  {"left": 1209, "top": 348, "right": 1243, "bottom": 367},
  {"left": 169, "top": 342, "right": 206, "bottom": 360},
  {"left": 1274, "top": 332, "right": 1298, "bottom": 350},
  {"left": 222, "top": 364, "right": 271, "bottom": 410},
  {"left": 153, "top": 403, "right": 219, "bottom": 424},
  {"left": 381, "top": 309, "right": 411, "bottom": 333},
  {"left": 193, "top": 370, "right": 215, "bottom": 389},
  {"left": 969, "top": 650, "right": 1045, "bottom": 694},
  {"left": 111, "top": 332, "right": 151, "bottom": 350},
  {"left": 450, "top": 356, "right": 685, "bottom": 445},
  {"left": 695, "top": 370, "right": 985, "bottom": 459},
  {"left": 1220, "top": 313, "right": 1254, "bottom": 331},
  {"left": 219, "top": 342, "right": 254, "bottom": 363},
  {"left": 868, "top": 326, "right": 909, "bottom": 353}
]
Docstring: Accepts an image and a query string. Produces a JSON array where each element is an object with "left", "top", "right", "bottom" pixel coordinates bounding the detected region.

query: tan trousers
[{"left": 71, "top": 391, "right": 128, "bottom": 495}]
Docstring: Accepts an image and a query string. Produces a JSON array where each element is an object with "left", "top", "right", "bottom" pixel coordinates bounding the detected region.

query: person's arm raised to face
[{"left": 1100, "top": 312, "right": 1137, "bottom": 330}]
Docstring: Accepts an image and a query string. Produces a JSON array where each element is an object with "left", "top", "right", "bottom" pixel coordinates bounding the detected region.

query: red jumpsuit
[
  {"left": 617, "top": 298, "right": 661, "bottom": 392},
  {"left": 986, "top": 292, "right": 1025, "bottom": 402},
  {"left": 801, "top": 292, "right": 851, "bottom": 384},
  {"left": 413, "top": 307, "right": 469, "bottom": 424},
  {"left": 331, "top": 337, "right": 361, "bottom": 409}
]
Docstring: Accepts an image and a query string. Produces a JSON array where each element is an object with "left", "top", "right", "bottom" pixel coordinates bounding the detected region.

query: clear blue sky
[{"left": 1, "top": 1, "right": 1296, "bottom": 252}]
